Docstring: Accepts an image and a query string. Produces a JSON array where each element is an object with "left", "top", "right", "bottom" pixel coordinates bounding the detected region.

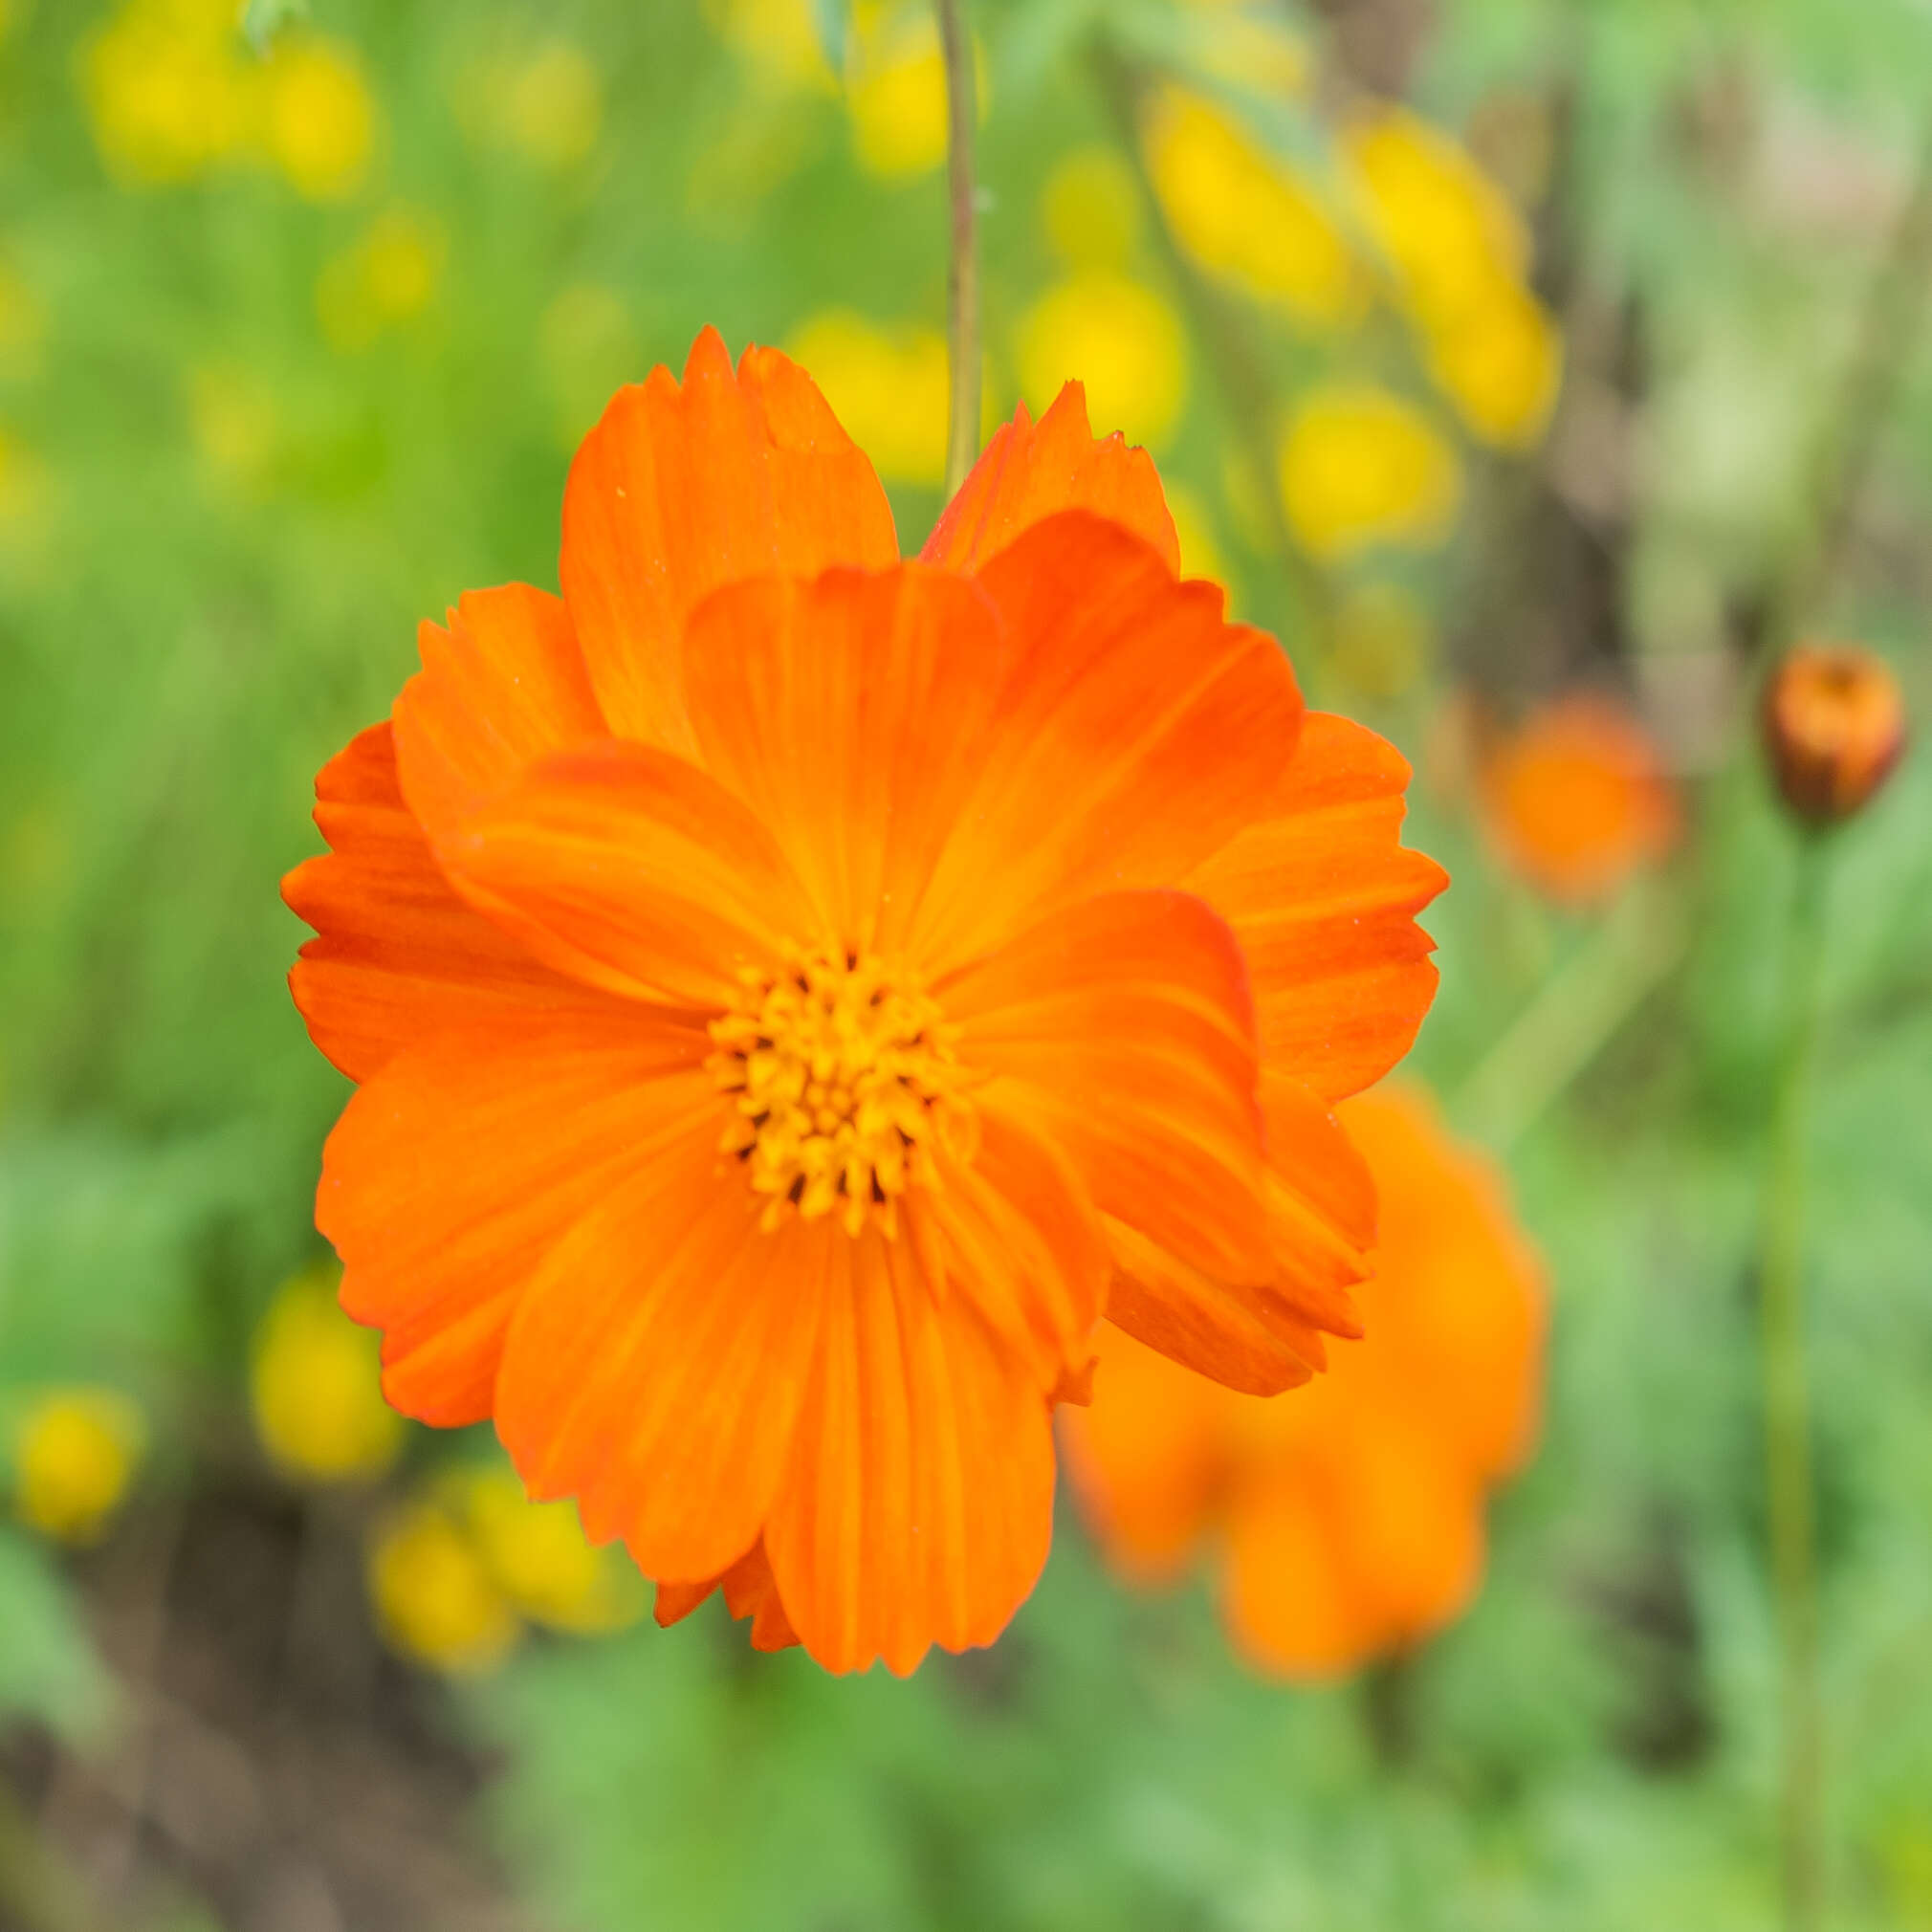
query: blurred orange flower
[
  {"left": 1762, "top": 643, "right": 1907, "bottom": 825},
  {"left": 1479, "top": 692, "right": 1679, "bottom": 905},
  {"left": 1063, "top": 1085, "right": 1545, "bottom": 1679},
  {"left": 284, "top": 327, "right": 1445, "bottom": 1675}
]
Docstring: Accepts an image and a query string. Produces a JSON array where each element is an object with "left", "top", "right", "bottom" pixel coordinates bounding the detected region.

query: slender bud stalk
[
  {"left": 936, "top": 0, "right": 980, "bottom": 499},
  {"left": 1760, "top": 843, "right": 1828, "bottom": 1932}
]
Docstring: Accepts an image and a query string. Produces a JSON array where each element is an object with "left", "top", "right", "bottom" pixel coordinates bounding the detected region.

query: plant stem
[
  {"left": 1761, "top": 841, "right": 1829, "bottom": 1932},
  {"left": 936, "top": 0, "right": 980, "bottom": 498}
]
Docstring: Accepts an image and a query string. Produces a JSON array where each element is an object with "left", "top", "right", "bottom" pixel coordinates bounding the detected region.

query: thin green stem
[
  {"left": 1453, "top": 879, "right": 1686, "bottom": 1152},
  {"left": 1761, "top": 842, "right": 1829, "bottom": 1932},
  {"left": 936, "top": 0, "right": 980, "bottom": 498}
]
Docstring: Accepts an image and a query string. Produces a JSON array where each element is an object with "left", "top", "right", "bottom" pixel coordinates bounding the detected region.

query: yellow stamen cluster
[{"left": 708, "top": 947, "right": 973, "bottom": 1237}]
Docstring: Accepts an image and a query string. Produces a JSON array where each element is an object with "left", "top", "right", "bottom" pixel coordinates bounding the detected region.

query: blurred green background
[{"left": 1, "top": 0, "right": 1929, "bottom": 1926}]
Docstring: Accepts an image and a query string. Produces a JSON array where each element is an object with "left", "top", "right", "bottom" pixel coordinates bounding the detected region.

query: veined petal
[
  {"left": 283, "top": 723, "right": 591, "bottom": 1083},
  {"left": 922, "top": 384, "right": 1179, "bottom": 576},
  {"left": 1186, "top": 712, "right": 1446, "bottom": 1103},
  {"left": 393, "top": 583, "right": 607, "bottom": 846},
  {"left": 1100, "top": 1070, "right": 1374, "bottom": 1396},
  {"left": 495, "top": 1131, "right": 838, "bottom": 1585},
  {"left": 318, "top": 1012, "right": 712, "bottom": 1427},
  {"left": 681, "top": 565, "right": 1011, "bottom": 955},
  {"left": 435, "top": 739, "right": 822, "bottom": 1008},
  {"left": 945, "top": 890, "right": 1271, "bottom": 1284},
  {"left": 913, "top": 513, "right": 1305, "bottom": 970},
  {"left": 763, "top": 1232, "right": 1057, "bottom": 1676},
  {"left": 560, "top": 327, "right": 898, "bottom": 752},
  {"left": 654, "top": 1539, "right": 801, "bottom": 1654}
]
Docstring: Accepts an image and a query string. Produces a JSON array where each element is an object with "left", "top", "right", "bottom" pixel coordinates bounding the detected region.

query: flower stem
[
  {"left": 1761, "top": 840, "right": 1829, "bottom": 1932},
  {"left": 936, "top": 0, "right": 980, "bottom": 498}
]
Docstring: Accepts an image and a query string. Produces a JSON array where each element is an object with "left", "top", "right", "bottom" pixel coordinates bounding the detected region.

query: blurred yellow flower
[
  {"left": 12, "top": 1388, "right": 144, "bottom": 1546},
  {"left": 316, "top": 209, "right": 446, "bottom": 353},
  {"left": 0, "top": 426, "right": 51, "bottom": 526},
  {"left": 1145, "top": 88, "right": 1362, "bottom": 328},
  {"left": 1346, "top": 105, "right": 1528, "bottom": 321},
  {"left": 702, "top": 0, "right": 838, "bottom": 92},
  {"left": 1182, "top": 4, "right": 1311, "bottom": 100},
  {"left": 1278, "top": 384, "right": 1461, "bottom": 559},
  {"left": 82, "top": 0, "right": 255, "bottom": 187},
  {"left": 1331, "top": 581, "right": 1433, "bottom": 699},
  {"left": 1041, "top": 146, "right": 1141, "bottom": 273},
  {"left": 250, "top": 1262, "right": 404, "bottom": 1483},
  {"left": 460, "top": 1468, "right": 646, "bottom": 1636},
  {"left": 1017, "top": 273, "right": 1188, "bottom": 451},
  {"left": 844, "top": 6, "right": 985, "bottom": 180},
  {"left": 368, "top": 1502, "right": 519, "bottom": 1675},
  {"left": 1422, "top": 274, "right": 1564, "bottom": 450},
  {"left": 503, "top": 42, "right": 604, "bottom": 172},
  {"left": 260, "top": 35, "right": 378, "bottom": 202},
  {"left": 785, "top": 308, "right": 951, "bottom": 484}
]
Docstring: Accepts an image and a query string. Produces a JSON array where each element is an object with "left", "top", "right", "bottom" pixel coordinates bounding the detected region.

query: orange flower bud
[{"left": 1762, "top": 645, "right": 1906, "bottom": 825}]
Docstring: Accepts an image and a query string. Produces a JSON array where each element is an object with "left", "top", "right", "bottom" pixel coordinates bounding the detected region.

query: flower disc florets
[{"left": 708, "top": 947, "right": 975, "bottom": 1237}]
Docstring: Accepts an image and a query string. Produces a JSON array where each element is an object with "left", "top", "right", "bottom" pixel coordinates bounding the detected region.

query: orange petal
[
  {"left": 318, "top": 1011, "right": 711, "bottom": 1427},
  {"left": 1097, "top": 1072, "right": 1374, "bottom": 1395},
  {"left": 915, "top": 1108, "right": 1111, "bottom": 1392},
  {"left": 763, "top": 1232, "right": 1057, "bottom": 1675},
  {"left": 914, "top": 513, "right": 1305, "bottom": 969},
  {"left": 392, "top": 583, "right": 607, "bottom": 847},
  {"left": 435, "top": 739, "right": 821, "bottom": 1008},
  {"left": 494, "top": 1123, "right": 838, "bottom": 1584},
  {"left": 283, "top": 723, "right": 592, "bottom": 1083},
  {"left": 1186, "top": 712, "right": 1446, "bottom": 1104},
  {"left": 946, "top": 890, "right": 1270, "bottom": 1284},
  {"left": 560, "top": 327, "right": 898, "bottom": 753},
  {"left": 1219, "top": 1460, "right": 1371, "bottom": 1680},
  {"left": 922, "top": 384, "right": 1179, "bottom": 576},
  {"left": 1058, "top": 1327, "right": 1227, "bottom": 1583},
  {"left": 681, "top": 564, "right": 1011, "bottom": 955},
  {"left": 652, "top": 1540, "right": 801, "bottom": 1653}
]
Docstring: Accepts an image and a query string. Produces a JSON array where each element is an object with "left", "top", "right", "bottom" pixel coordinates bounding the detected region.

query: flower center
[{"left": 707, "top": 946, "right": 974, "bottom": 1238}]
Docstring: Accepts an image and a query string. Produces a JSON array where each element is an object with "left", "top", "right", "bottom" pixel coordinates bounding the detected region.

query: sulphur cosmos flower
[{"left": 285, "top": 327, "right": 1445, "bottom": 1674}]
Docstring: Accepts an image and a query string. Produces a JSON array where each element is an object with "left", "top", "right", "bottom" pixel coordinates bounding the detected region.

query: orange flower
[
  {"left": 1479, "top": 692, "right": 1678, "bottom": 905},
  {"left": 1062, "top": 1086, "right": 1545, "bottom": 1679},
  {"left": 283, "top": 328, "right": 1446, "bottom": 1674}
]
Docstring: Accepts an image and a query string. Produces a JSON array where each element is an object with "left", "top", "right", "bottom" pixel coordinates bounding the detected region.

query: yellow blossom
[
  {"left": 82, "top": 0, "right": 255, "bottom": 187},
  {"left": 12, "top": 1388, "right": 144, "bottom": 1546},
  {"left": 1330, "top": 582, "right": 1433, "bottom": 699},
  {"left": 702, "top": 0, "right": 837, "bottom": 92},
  {"left": 1278, "top": 384, "right": 1462, "bottom": 559},
  {"left": 1421, "top": 273, "right": 1564, "bottom": 450},
  {"left": 785, "top": 309, "right": 951, "bottom": 485},
  {"left": 1345, "top": 105, "right": 1528, "bottom": 325},
  {"left": 1144, "top": 87, "right": 1363, "bottom": 328},
  {"left": 261, "top": 35, "right": 378, "bottom": 203},
  {"left": 316, "top": 209, "right": 445, "bottom": 353},
  {"left": 503, "top": 42, "right": 604, "bottom": 171},
  {"left": 368, "top": 1502, "right": 519, "bottom": 1676},
  {"left": 1041, "top": 146, "right": 1142, "bottom": 273},
  {"left": 460, "top": 1468, "right": 646, "bottom": 1636},
  {"left": 845, "top": 6, "right": 986, "bottom": 180},
  {"left": 1017, "top": 274, "right": 1188, "bottom": 451},
  {"left": 250, "top": 1262, "right": 404, "bottom": 1483}
]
